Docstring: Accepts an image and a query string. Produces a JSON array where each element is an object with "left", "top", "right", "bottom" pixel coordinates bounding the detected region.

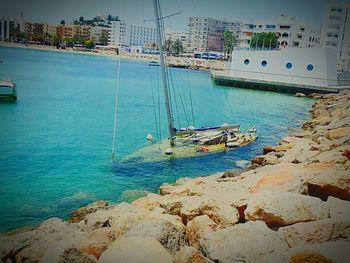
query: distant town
[{"left": 0, "top": 1, "right": 349, "bottom": 72}]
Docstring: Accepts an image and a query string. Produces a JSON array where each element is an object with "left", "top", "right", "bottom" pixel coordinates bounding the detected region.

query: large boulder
[
  {"left": 200, "top": 221, "right": 289, "bottom": 263},
  {"left": 132, "top": 193, "right": 162, "bottom": 212},
  {"left": 84, "top": 202, "right": 146, "bottom": 232},
  {"left": 327, "top": 196, "right": 350, "bottom": 220},
  {"left": 325, "top": 127, "right": 350, "bottom": 140},
  {"left": 288, "top": 240, "right": 350, "bottom": 263},
  {"left": 99, "top": 237, "right": 172, "bottom": 263},
  {"left": 306, "top": 166, "right": 350, "bottom": 201},
  {"left": 45, "top": 247, "right": 97, "bottom": 263},
  {"left": 158, "top": 196, "right": 239, "bottom": 227},
  {"left": 121, "top": 218, "right": 186, "bottom": 255},
  {"left": 68, "top": 200, "right": 109, "bottom": 223},
  {"left": 278, "top": 218, "right": 350, "bottom": 247},
  {"left": 245, "top": 192, "right": 329, "bottom": 226},
  {"left": 248, "top": 166, "right": 304, "bottom": 194},
  {"left": 15, "top": 218, "right": 87, "bottom": 262},
  {"left": 251, "top": 155, "right": 279, "bottom": 166},
  {"left": 173, "top": 246, "right": 214, "bottom": 263},
  {"left": 185, "top": 215, "right": 218, "bottom": 249},
  {"left": 79, "top": 227, "right": 118, "bottom": 259}
]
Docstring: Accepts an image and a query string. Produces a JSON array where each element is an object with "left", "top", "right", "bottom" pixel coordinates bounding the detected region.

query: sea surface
[{"left": 0, "top": 46, "right": 314, "bottom": 232}]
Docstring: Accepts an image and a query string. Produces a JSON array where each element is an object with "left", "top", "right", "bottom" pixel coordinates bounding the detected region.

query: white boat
[
  {"left": 148, "top": 60, "right": 160, "bottom": 66},
  {"left": 0, "top": 79, "right": 17, "bottom": 100},
  {"left": 118, "top": 0, "right": 257, "bottom": 162}
]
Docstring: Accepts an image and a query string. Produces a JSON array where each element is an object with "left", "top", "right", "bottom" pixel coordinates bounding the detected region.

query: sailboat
[{"left": 121, "top": 0, "right": 257, "bottom": 162}]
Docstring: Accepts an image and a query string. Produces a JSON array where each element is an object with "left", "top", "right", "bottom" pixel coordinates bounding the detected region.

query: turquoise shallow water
[{"left": 0, "top": 46, "right": 314, "bottom": 232}]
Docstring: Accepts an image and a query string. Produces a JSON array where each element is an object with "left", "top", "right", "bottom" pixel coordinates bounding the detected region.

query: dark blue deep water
[{"left": 0, "top": 46, "right": 314, "bottom": 232}]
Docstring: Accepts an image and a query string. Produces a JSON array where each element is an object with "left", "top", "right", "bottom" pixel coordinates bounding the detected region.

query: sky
[{"left": 1, "top": 0, "right": 350, "bottom": 31}]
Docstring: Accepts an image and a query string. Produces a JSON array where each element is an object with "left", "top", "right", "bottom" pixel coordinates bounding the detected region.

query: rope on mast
[
  {"left": 111, "top": 0, "right": 125, "bottom": 158},
  {"left": 111, "top": 49, "right": 122, "bottom": 159}
]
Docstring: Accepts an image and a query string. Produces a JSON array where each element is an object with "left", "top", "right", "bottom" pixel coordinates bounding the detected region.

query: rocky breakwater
[{"left": 1, "top": 90, "right": 350, "bottom": 262}]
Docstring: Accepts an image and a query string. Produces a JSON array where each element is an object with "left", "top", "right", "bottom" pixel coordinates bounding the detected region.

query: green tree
[
  {"left": 65, "top": 38, "right": 75, "bottom": 47},
  {"left": 84, "top": 39, "right": 95, "bottom": 49},
  {"left": 60, "top": 20, "right": 65, "bottom": 26},
  {"left": 171, "top": 39, "right": 184, "bottom": 56},
  {"left": 52, "top": 35, "right": 61, "bottom": 48},
  {"left": 99, "top": 31, "right": 108, "bottom": 46},
  {"left": 164, "top": 39, "right": 173, "bottom": 53},
  {"left": 223, "top": 31, "right": 236, "bottom": 59},
  {"left": 250, "top": 32, "right": 278, "bottom": 49},
  {"left": 79, "top": 16, "right": 84, "bottom": 23}
]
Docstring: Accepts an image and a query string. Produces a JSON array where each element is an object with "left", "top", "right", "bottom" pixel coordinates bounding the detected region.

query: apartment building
[
  {"left": 25, "top": 22, "right": 49, "bottom": 41},
  {"left": 187, "top": 17, "right": 225, "bottom": 53},
  {"left": 126, "top": 24, "right": 157, "bottom": 46},
  {"left": 90, "top": 26, "right": 109, "bottom": 44},
  {"left": 225, "top": 21, "right": 242, "bottom": 40},
  {"left": 239, "top": 15, "right": 321, "bottom": 49},
  {"left": 0, "top": 17, "right": 24, "bottom": 41},
  {"left": 108, "top": 21, "right": 156, "bottom": 47},
  {"left": 108, "top": 20, "right": 127, "bottom": 46},
  {"left": 321, "top": 1, "right": 350, "bottom": 71}
]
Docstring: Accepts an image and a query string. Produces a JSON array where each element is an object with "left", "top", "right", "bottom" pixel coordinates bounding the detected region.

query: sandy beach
[{"left": 0, "top": 41, "right": 226, "bottom": 71}]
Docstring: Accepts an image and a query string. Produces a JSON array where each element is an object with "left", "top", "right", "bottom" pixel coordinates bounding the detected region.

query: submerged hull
[{"left": 123, "top": 131, "right": 257, "bottom": 163}]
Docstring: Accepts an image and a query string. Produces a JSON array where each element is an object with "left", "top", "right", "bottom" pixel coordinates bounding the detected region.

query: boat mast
[{"left": 152, "top": 0, "right": 175, "bottom": 146}]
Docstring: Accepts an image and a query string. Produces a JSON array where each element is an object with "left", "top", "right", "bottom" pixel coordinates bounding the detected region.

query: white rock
[
  {"left": 200, "top": 221, "right": 289, "bottom": 263},
  {"left": 99, "top": 237, "right": 172, "bottom": 263}
]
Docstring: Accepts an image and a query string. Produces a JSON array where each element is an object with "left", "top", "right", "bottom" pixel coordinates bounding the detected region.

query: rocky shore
[{"left": 1, "top": 90, "right": 350, "bottom": 262}]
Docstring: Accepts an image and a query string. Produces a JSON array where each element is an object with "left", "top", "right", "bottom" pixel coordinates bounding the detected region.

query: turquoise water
[{"left": 0, "top": 46, "right": 314, "bottom": 232}]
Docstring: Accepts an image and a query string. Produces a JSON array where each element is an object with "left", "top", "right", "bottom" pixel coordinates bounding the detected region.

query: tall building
[
  {"left": 321, "top": 1, "right": 350, "bottom": 71},
  {"left": 25, "top": 22, "right": 48, "bottom": 41},
  {"left": 187, "top": 17, "right": 225, "bottom": 53},
  {"left": 0, "top": 17, "right": 24, "bottom": 41},
  {"left": 126, "top": 24, "right": 157, "bottom": 46},
  {"left": 108, "top": 21, "right": 156, "bottom": 47},
  {"left": 239, "top": 15, "right": 321, "bottom": 49},
  {"left": 108, "top": 20, "right": 127, "bottom": 46}
]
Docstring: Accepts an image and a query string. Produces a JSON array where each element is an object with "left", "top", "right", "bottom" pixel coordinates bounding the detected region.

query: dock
[
  {"left": 0, "top": 80, "right": 17, "bottom": 100},
  {"left": 211, "top": 70, "right": 350, "bottom": 95}
]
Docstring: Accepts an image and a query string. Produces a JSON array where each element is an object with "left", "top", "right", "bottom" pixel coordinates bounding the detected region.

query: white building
[
  {"left": 108, "top": 20, "right": 127, "bottom": 47},
  {"left": 321, "top": 1, "right": 350, "bottom": 72},
  {"left": 239, "top": 15, "right": 321, "bottom": 49},
  {"left": 108, "top": 21, "right": 157, "bottom": 47},
  {"left": 126, "top": 24, "right": 157, "bottom": 47},
  {"left": 228, "top": 47, "right": 337, "bottom": 87},
  {"left": 0, "top": 17, "right": 24, "bottom": 41}
]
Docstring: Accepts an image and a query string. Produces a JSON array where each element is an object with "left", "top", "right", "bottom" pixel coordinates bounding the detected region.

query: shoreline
[
  {"left": 0, "top": 41, "right": 225, "bottom": 71},
  {"left": 1, "top": 90, "right": 349, "bottom": 262}
]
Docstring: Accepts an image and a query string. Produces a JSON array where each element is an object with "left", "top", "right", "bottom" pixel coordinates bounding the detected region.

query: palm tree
[{"left": 223, "top": 31, "right": 237, "bottom": 59}]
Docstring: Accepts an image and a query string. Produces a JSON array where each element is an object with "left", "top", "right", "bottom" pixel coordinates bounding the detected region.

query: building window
[
  {"left": 244, "top": 59, "right": 250, "bottom": 65},
  {"left": 307, "top": 64, "right": 314, "bottom": 71},
  {"left": 261, "top": 60, "right": 267, "bottom": 67},
  {"left": 286, "top": 62, "right": 292, "bottom": 69}
]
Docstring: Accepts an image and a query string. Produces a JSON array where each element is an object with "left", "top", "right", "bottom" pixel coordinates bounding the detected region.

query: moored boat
[{"left": 0, "top": 80, "right": 17, "bottom": 100}]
